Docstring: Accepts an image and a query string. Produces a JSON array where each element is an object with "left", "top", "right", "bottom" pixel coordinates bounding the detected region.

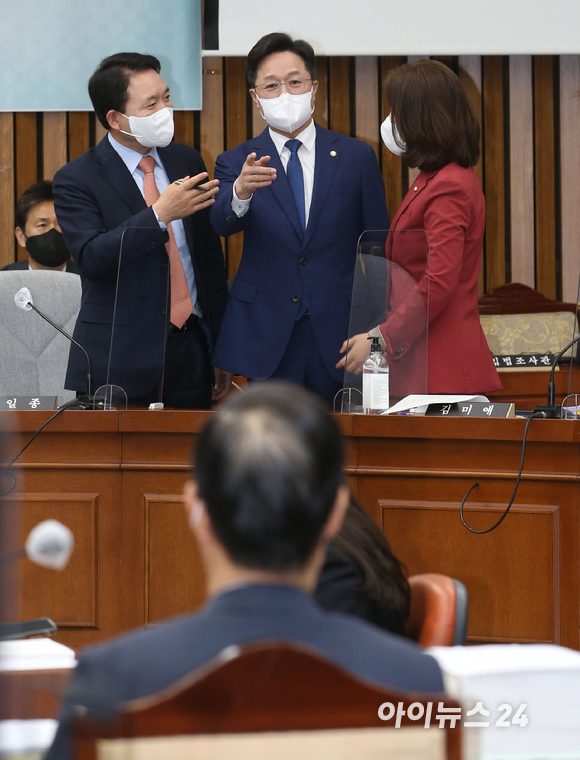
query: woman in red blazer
[{"left": 338, "top": 60, "right": 501, "bottom": 396}]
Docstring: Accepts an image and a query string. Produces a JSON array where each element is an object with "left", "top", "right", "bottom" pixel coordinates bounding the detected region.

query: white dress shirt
[
  {"left": 232, "top": 120, "right": 316, "bottom": 227},
  {"left": 107, "top": 133, "right": 200, "bottom": 316}
]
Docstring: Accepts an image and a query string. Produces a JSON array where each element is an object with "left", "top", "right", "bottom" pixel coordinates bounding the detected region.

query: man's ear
[
  {"left": 15, "top": 227, "right": 27, "bottom": 249},
  {"left": 183, "top": 480, "right": 204, "bottom": 526},
  {"left": 106, "top": 110, "right": 123, "bottom": 131},
  {"left": 322, "top": 485, "right": 350, "bottom": 542}
]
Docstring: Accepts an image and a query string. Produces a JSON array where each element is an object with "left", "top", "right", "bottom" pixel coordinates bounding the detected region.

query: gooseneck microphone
[
  {"left": 14, "top": 286, "right": 93, "bottom": 406},
  {"left": 534, "top": 332, "right": 580, "bottom": 418}
]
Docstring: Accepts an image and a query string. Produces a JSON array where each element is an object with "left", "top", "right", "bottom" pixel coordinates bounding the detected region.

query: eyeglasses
[{"left": 254, "top": 78, "right": 312, "bottom": 97}]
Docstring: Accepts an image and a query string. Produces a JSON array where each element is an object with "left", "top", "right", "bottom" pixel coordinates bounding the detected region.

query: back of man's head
[
  {"left": 89, "top": 52, "right": 161, "bottom": 130},
  {"left": 194, "top": 382, "right": 345, "bottom": 573}
]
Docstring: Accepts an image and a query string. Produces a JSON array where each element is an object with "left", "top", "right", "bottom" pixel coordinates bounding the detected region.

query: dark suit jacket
[
  {"left": 382, "top": 163, "right": 501, "bottom": 395},
  {"left": 1, "top": 259, "right": 80, "bottom": 274},
  {"left": 210, "top": 124, "right": 389, "bottom": 381},
  {"left": 47, "top": 585, "right": 443, "bottom": 760},
  {"left": 316, "top": 548, "right": 407, "bottom": 636},
  {"left": 52, "top": 137, "right": 228, "bottom": 397}
]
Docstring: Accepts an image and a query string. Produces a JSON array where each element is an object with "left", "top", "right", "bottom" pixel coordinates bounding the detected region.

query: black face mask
[{"left": 25, "top": 228, "right": 70, "bottom": 268}]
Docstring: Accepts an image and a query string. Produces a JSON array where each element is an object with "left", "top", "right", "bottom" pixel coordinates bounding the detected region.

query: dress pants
[
  {"left": 261, "top": 314, "right": 343, "bottom": 407},
  {"left": 129, "top": 315, "right": 212, "bottom": 409}
]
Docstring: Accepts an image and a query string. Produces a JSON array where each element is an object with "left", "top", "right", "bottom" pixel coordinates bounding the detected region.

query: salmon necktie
[{"left": 138, "top": 155, "right": 193, "bottom": 328}]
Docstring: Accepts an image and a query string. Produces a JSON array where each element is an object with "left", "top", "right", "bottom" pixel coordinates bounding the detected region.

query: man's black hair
[
  {"left": 246, "top": 32, "right": 316, "bottom": 88},
  {"left": 194, "top": 382, "right": 345, "bottom": 572},
  {"left": 15, "top": 180, "right": 54, "bottom": 231},
  {"left": 88, "top": 52, "right": 161, "bottom": 130}
]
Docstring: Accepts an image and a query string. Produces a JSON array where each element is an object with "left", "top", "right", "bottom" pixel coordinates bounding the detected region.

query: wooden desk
[
  {"left": 487, "top": 366, "right": 580, "bottom": 407},
  {"left": 2, "top": 410, "right": 579, "bottom": 651}
]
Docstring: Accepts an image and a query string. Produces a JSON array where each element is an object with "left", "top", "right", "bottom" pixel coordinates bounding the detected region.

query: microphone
[
  {"left": 534, "top": 332, "right": 580, "bottom": 418},
  {"left": 0, "top": 519, "right": 74, "bottom": 570},
  {"left": 14, "top": 286, "right": 93, "bottom": 406}
]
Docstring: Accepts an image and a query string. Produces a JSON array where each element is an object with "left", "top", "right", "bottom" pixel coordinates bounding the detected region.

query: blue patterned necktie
[{"left": 285, "top": 139, "right": 305, "bottom": 230}]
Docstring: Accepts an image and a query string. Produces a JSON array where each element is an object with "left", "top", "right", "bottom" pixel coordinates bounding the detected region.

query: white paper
[
  {"left": 0, "top": 638, "right": 76, "bottom": 672},
  {"left": 383, "top": 394, "right": 489, "bottom": 415},
  {"left": 0, "top": 719, "right": 58, "bottom": 752}
]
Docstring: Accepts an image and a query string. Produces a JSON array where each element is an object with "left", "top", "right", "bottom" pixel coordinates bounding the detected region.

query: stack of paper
[{"left": 429, "top": 644, "right": 580, "bottom": 760}]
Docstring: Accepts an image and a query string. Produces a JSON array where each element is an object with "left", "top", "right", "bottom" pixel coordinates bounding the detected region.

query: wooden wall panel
[
  {"left": 0, "top": 113, "right": 15, "bottom": 268},
  {"left": 482, "top": 56, "right": 506, "bottom": 290},
  {"left": 509, "top": 56, "right": 535, "bottom": 288},
  {"left": 174, "top": 111, "right": 194, "bottom": 149},
  {"left": 146, "top": 495, "right": 206, "bottom": 622},
  {"left": 68, "top": 112, "right": 90, "bottom": 162},
  {"left": 534, "top": 56, "right": 558, "bottom": 300},
  {"left": 15, "top": 113, "right": 37, "bottom": 200},
  {"left": 355, "top": 57, "right": 379, "bottom": 158},
  {"left": 559, "top": 56, "right": 580, "bottom": 303},
  {"left": 42, "top": 113, "right": 67, "bottom": 180},
  {"left": 328, "top": 57, "right": 350, "bottom": 135},
  {"left": 314, "top": 56, "right": 328, "bottom": 129}
]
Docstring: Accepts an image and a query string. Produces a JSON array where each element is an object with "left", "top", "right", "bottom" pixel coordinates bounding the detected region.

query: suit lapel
[
  {"left": 253, "top": 129, "right": 304, "bottom": 240},
  {"left": 390, "top": 169, "right": 439, "bottom": 230},
  {"left": 94, "top": 137, "right": 147, "bottom": 216},
  {"left": 302, "top": 125, "right": 340, "bottom": 249}
]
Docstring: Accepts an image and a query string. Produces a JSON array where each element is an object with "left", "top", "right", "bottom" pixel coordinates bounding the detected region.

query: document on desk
[
  {"left": 0, "top": 638, "right": 76, "bottom": 671},
  {"left": 383, "top": 394, "right": 489, "bottom": 415}
]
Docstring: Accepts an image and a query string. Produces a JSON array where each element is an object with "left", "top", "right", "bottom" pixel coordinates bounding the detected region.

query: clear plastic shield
[
  {"left": 338, "top": 229, "right": 430, "bottom": 413},
  {"left": 105, "top": 226, "right": 171, "bottom": 405}
]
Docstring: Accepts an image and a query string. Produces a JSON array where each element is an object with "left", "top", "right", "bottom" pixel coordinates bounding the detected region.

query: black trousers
[{"left": 129, "top": 316, "right": 212, "bottom": 409}]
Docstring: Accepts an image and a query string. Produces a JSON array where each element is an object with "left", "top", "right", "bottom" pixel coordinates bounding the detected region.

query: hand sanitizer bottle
[{"left": 362, "top": 336, "right": 389, "bottom": 414}]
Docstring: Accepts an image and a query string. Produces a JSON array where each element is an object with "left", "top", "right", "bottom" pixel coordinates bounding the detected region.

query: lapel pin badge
[
  {"left": 413, "top": 186, "right": 419, "bottom": 191},
  {"left": 330, "top": 150, "right": 337, "bottom": 157}
]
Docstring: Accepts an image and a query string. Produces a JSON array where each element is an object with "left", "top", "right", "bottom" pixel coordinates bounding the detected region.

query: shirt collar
[
  {"left": 107, "top": 132, "right": 161, "bottom": 174},
  {"left": 268, "top": 119, "right": 316, "bottom": 156}
]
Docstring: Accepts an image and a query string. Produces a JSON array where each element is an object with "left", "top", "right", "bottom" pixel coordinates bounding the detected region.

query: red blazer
[{"left": 379, "top": 162, "right": 502, "bottom": 395}]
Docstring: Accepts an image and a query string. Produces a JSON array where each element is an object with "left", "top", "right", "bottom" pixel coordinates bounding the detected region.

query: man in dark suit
[
  {"left": 1, "top": 180, "right": 79, "bottom": 273},
  {"left": 53, "top": 53, "right": 231, "bottom": 408},
  {"left": 210, "top": 33, "right": 390, "bottom": 405},
  {"left": 47, "top": 382, "right": 443, "bottom": 760}
]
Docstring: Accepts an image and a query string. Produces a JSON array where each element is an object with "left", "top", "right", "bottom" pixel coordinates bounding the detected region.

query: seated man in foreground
[{"left": 47, "top": 382, "right": 442, "bottom": 759}]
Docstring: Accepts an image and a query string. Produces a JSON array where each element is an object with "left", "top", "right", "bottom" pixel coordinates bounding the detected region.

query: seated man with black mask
[
  {"left": 2, "top": 181, "right": 79, "bottom": 273},
  {"left": 47, "top": 382, "right": 443, "bottom": 760}
]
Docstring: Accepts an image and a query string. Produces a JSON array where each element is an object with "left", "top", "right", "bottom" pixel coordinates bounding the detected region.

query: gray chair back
[{"left": 0, "top": 270, "right": 81, "bottom": 406}]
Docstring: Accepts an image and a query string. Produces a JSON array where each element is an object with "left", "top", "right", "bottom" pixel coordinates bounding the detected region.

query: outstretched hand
[{"left": 234, "top": 153, "right": 277, "bottom": 200}]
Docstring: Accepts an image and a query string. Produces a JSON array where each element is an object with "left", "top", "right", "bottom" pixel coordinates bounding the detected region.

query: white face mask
[
  {"left": 257, "top": 89, "right": 314, "bottom": 134},
  {"left": 120, "top": 106, "right": 174, "bottom": 148},
  {"left": 381, "top": 114, "right": 406, "bottom": 156}
]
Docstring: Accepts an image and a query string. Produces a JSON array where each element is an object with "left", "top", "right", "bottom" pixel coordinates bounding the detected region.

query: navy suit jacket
[
  {"left": 47, "top": 584, "right": 443, "bottom": 760},
  {"left": 53, "top": 137, "right": 228, "bottom": 397},
  {"left": 210, "top": 124, "right": 389, "bottom": 381}
]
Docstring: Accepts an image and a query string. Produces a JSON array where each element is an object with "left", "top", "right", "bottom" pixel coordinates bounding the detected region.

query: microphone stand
[
  {"left": 26, "top": 302, "right": 94, "bottom": 409},
  {"left": 534, "top": 333, "right": 580, "bottom": 418}
]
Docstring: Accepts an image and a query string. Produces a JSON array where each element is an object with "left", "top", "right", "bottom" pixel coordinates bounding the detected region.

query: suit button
[
  {"left": 396, "top": 347, "right": 404, "bottom": 355},
  {"left": 292, "top": 295, "right": 300, "bottom": 303},
  {"left": 226, "top": 216, "right": 233, "bottom": 224},
  {"left": 300, "top": 257, "right": 307, "bottom": 265}
]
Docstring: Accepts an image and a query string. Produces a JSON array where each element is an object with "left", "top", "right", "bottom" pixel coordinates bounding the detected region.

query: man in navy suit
[
  {"left": 210, "top": 34, "right": 389, "bottom": 405},
  {"left": 53, "top": 53, "right": 231, "bottom": 408},
  {"left": 46, "top": 382, "right": 443, "bottom": 759}
]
